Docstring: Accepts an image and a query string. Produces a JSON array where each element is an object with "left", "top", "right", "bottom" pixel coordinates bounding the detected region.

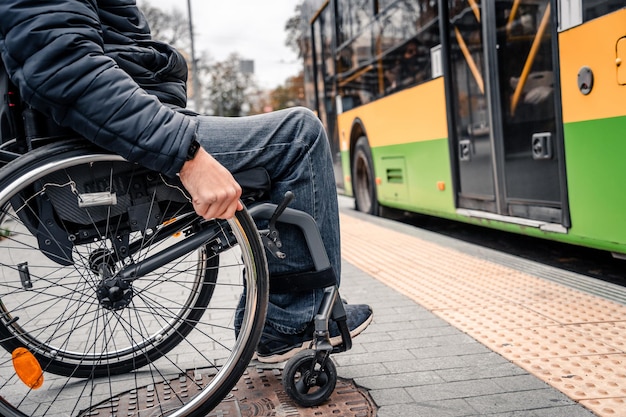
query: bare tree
[
  {"left": 286, "top": 0, "right": 330, "bottom": 57},
  {"left": 270, "top": 72, "right": 305, "bottom": 110},
  {"left": 205, "top": 53, "right": 258, "bottom": 117},
  {"left": 139, "top": 2, "right": 191, "bottom": 52},
  {"left": 141, "top": 1, "right": 295, "bottom": 115},
  {"left": 284, "top": 2, "right": 306, "bottom": 58},
  {"left": 140, "top": 1, "right": 215, "bottom": 111}
]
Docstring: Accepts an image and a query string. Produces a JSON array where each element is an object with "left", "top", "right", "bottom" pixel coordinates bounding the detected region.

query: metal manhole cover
[{"left": 83, "top": 364, "right": 377, "bottom": 417}]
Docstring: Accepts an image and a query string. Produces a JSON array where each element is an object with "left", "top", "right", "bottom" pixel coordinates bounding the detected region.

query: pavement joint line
[{"left": 339, "top": 210, "right": 626, "bottom": 417}]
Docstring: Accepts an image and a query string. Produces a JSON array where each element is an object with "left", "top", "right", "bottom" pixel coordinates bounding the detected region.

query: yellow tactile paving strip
[{"left": 340, "top": 213, "right": 626, "bottom": 417}]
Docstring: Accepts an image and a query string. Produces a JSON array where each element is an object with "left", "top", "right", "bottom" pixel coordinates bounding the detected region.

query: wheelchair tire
[
  {"left": 0, "top": 139, "right": 269, "bottom": 416},
  {"left": 283, "top": 349, "right": 337, "bottom": 407}
]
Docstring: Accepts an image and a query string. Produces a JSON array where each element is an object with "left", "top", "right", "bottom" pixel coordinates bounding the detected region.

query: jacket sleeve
[{"left": 0, "top": 0, "right": 195, "bottom": 177}]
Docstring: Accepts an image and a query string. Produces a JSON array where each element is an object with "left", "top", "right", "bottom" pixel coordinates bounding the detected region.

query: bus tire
[{"left": 352, "top": 136, "right": 379, "bottom": 215}]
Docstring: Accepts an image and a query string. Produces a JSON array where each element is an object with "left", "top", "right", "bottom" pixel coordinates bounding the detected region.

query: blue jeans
[{"left": 195, "top": 107, "right": 340, "bottom": 335}]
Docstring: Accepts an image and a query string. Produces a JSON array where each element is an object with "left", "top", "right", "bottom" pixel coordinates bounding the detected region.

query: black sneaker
[{"left": 256, "top": 303, "right": 373, "bottom": 364}]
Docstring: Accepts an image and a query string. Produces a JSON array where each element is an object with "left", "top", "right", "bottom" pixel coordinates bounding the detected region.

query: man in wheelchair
[{"left": 0, "top": 0, "right": 372, "bottom": 365}]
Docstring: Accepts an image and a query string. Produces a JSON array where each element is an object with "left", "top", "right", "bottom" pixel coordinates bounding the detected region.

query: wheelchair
[{"left": 0, "top": 85, "right": 352, "bottom": 415}]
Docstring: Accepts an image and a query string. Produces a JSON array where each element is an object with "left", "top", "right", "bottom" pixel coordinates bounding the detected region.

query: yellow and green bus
[{"left": 301, "top": 0, "right": 626, "bottom": 257}]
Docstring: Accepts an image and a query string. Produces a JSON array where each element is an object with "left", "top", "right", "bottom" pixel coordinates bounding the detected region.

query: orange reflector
[
  {"left": 12, "top": 347, "right": 44, "bottom": 389},
  {"left": 437, "top": 181, "right": 446, "bottom": 191},
  {"left": 162, "top": 218, "right": 183, "bottom": 237},
  {"left": 376, "top": 177, "right": 382, "bottom": 185}
]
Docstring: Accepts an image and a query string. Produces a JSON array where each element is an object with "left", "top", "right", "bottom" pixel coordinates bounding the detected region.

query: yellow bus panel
[
  {"left": 559, "top": 9, "right": 626, "bottom": 124},
  {"left": 337, "top": 78, "right": 448, "bottom": 151}
]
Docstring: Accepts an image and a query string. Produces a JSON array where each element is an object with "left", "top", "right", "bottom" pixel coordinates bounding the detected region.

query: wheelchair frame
[{"left": 0, "top": 108, "right": 351, "bottom": 415}]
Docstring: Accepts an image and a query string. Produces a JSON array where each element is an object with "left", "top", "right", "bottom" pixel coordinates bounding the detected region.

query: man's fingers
[
  {"left": 179, "top": 148, "right": 244, "bottom": 220},
  {"left": 193, "top": 197, "right": 243, "bottom": 220}
]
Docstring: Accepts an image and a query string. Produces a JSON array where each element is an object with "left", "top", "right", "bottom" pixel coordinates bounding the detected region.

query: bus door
[{"left": 444, "top": 0, "right": 566, "bottom": 225}]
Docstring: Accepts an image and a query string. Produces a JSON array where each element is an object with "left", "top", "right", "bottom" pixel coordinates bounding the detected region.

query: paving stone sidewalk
[{"left": 334, "top": 196, "right": 597, "bottom": 417}]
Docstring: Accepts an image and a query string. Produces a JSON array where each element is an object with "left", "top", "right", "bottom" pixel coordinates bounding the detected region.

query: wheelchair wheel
[
  {"left": 283, "top": 349, "right": 337, "bottom": 407},
  {"left": 0, "top": 139, "right": 269, "bottom": 416}
]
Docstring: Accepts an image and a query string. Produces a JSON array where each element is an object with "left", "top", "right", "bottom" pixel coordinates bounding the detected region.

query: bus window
[
  {"left": 378, "top": 1, "right": 420, "bottom": 54},
  {"left": 382, "top": 39, "right": 427, "bottom": 93},
  {"left": 354, "top": 29, "right": 374, "bottom": 67},
  {"left": 312, "top": 7, "right": 335, "bottom": 128},
  {"left": 582, "top": 0, "right": 624, "bottom": 22},
  {"left": 336, "top": 0, "right": 375, "bottom": 48},
  {"left": 335, "top": 0, "right": 439, "bottom": 107},
  {"left": 377, "top": 0, "right": 394, "bottom": 13},
  {"left": 338, "top": 66, "right": 379, "bottom": 108},
  {"left": 335, "top": 0, "right": 377, "bottom": 108},
  {"left": 377, "top": 0, "right": 439, "bottom": 95}
]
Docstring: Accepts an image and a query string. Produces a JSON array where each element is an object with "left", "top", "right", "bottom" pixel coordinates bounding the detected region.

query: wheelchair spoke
[{"left": 0, "top": 142, "right": 267, "bottom": 416}]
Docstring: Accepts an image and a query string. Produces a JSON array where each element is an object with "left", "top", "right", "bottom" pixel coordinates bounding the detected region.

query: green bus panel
[
  {"left": 564, "top": 115, "right": 626, "bottom": 248},
  {"left": 340, "top": 149, "right": 352, "bottom": 196},
  {"left": 371, "top": 138, "right": 455, "bottom": 215}
]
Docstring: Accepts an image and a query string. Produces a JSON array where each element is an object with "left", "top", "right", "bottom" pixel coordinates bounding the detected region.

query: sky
[{"left": 140, "top": 0, "right": 302, "bottom": 89}]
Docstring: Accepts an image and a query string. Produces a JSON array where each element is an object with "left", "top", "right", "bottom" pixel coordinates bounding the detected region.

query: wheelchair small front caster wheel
[{"left": 282, "top": 349, "right": 337, "bottom": 407}]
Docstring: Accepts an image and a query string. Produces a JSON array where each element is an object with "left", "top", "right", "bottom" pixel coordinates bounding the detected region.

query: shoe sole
[
  {"left": 255, "top": 341, "right": 311, "bottom": 364},
  {"left": 256, "top": 312, "right": 373, "bottom": 364}
]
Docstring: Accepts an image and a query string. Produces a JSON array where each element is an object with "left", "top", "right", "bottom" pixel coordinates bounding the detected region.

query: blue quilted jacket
[{"left": 0, "top": 0, "right": 197, "bottom": 177}]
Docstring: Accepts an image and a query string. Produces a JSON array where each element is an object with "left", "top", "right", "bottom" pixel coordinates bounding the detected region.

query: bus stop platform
[
  {"left": 219, "top": 195, "right": 626, "bottom": 417},
  {"left": 99, "top": 195, "right": 626, "bottom": 417}
]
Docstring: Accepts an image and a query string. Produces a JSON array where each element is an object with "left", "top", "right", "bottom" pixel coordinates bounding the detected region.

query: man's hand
[{"left": 178, "top": 148, "right": 243, "bottom": 219}]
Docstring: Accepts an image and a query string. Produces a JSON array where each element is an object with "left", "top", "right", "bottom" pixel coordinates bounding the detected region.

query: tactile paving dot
[
  {"left": 436, "top": 303, "right": 559, "bottom": 332},
  {"left": 489, "top": 325, "right": 618, "bottom": 359},
  {"left": 340, "top": 213, "right": 626, "bottom": 417},
  {"left": 580, "top": 397, "right": 626, "bottom": 416},
  {"left": 525, "top": 297, "right": 626, "bottom": 324},
  {"left": 517, "top": 355, "right": 626, "bottom": 400},
  {"left": 571, "top": 322, "right": 626, "bottom": 351}
]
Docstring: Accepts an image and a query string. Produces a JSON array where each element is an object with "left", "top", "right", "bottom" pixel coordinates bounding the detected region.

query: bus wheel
[{"left": 352, "top": 136, "right": 379, "bottom": 215}]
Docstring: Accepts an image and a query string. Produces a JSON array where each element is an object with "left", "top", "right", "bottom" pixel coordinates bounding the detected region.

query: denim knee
[{"left": 286, "top": 107, "right": 327, "bottom": 149}]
